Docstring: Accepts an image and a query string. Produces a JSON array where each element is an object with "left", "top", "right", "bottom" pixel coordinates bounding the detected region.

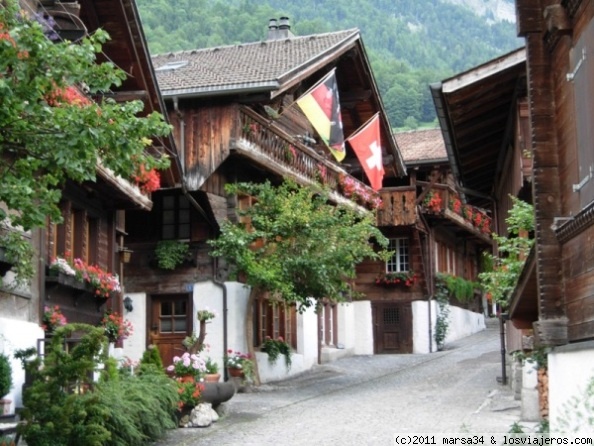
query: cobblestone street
[{"left": 156, "top": 322, "right": 522, "bottom": 446}]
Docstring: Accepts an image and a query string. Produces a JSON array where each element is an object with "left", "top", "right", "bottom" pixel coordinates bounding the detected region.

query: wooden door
[
  {"left": 373, "top": 302, "right": 412, "bottom": 353},
  {"left": 148, "top": 294, "right": 193, "bottom": 368}
]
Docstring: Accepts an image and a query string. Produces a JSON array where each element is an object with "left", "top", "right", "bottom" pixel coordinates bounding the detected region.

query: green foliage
[
  {"left": 139, "top": 344, "right": 165, "bottom": 375},
  {"left": 154, "top": 240, "right": 189, "bottom": 270},
  {"left": 91, "top": 372, "right": 177, "bottom": 445},
  {"left": 261, "top": 336, "right": 292, "bottom": 369},
  {"left": 434, "top": 278, "right": 450, "bottom": 350},
  {"left": 437, "top": 273, "right": 477, "bottom": 303},
  {"left": 205, "top": 357, "right": 219, "bottom": 374},
  {"left": 17, "top": 325, "right": 176, "bottom": 446},
  {"left": 555, "top": 374, "right": 594, "bottom": 433},
  {"left": 209, "top": 180, "right": 390, "bottom": 311},
  {"left": 508, "top": 422, "right": 525, "bottom": 434},
  {"left": 513, "top": 347, "right": 549, "bottom": 370},
  {"left": 0, "top": 3, "right": 171, "bottom": 285},
  {"left": 0, "top": 352, "right": 12, "bottom": 398},
  {"left": 0, "top": 228, "right": 35, "bottom": 289},
  {"left": 136, "top": 0, "right": 521, "bottom": 127},
  {"left": 478, "top": 196, "right": 534, "bottom": 308}
]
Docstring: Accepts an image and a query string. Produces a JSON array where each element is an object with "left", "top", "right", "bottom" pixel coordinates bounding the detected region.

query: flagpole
[{"left": 258, "top": 67, "right": 337, "bottom": 126}]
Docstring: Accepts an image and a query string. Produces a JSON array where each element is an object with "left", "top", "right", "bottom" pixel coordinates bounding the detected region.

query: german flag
[{"left": 296, "top": 69, "right": 345, "bottom": 161}]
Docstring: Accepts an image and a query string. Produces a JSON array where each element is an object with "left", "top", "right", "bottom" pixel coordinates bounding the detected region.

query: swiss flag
[{"left": 346, "top": 113, "right": 384, "bottom": 191}]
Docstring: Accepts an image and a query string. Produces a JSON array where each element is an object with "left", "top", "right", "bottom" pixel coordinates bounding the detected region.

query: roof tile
[
  {"left": 151, "top": 30, "right": 358, "bottom": 95},
  {"left": 394, "top": 128, "right": 447, "bottom": 164}
]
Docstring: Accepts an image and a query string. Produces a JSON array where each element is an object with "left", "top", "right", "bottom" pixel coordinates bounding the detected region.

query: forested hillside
[{"left": 136, "top": 0, "right": 522, "bottom": 128}]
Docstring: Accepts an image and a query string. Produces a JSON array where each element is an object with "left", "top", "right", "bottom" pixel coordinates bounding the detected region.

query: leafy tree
[
  {"left": 0, "top": 3, "right": 171, "bottom": 283},
  {"left": 478, "top": 196, "right": 534, "bottom": 308},
  {"left": 208, "top": 180, "right": 390, "bottom": 382}
]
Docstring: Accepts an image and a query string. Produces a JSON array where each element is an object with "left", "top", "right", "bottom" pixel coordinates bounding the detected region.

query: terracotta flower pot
[
  {"left": 204, "top": 373, "right": 221, "bottom": 383},
  {"left": 227, "top": 367, "right": 244, "bottom": 378}
]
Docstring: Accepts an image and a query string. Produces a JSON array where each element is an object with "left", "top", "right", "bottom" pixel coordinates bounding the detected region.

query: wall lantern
[
  {"left": 118, "top": 247, "right": 133, "bottom": 264},
  {"left": 123, "top": 296, "right": 133, "bottom": 313}
]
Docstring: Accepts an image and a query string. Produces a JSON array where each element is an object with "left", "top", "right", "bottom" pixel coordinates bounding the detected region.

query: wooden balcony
[
  {"left": 376, "top": 185, "right": 493, "bottom": 244},
  {"left": 233, "top": 106, "right": 379, "bottom": 210}
]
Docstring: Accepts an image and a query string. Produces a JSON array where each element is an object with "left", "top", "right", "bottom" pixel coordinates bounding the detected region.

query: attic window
[{"left": 155, "top": 61, "right": 189, "bottom": 72}]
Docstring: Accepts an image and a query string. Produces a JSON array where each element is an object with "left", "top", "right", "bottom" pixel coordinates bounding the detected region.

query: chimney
[
  {"left": 267, "top": 18, "right": 278, "bottom": 40},
  {"left": 267, "top": 16, "right": 294, "bottom": 40}
]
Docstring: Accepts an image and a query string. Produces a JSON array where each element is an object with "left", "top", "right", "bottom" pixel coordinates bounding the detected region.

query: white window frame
[{"left": 386, "top": 237, "right": 410, "bottom": 273}]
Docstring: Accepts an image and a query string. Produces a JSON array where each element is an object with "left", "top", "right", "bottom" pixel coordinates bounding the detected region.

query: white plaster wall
[
  {"left": 548, "top": 344, "right": 594, "bottom": 433},
  {"left": 337, "top": 302, "right": 355, "bottom": 349},
  {"left": 353, "top": 300, "right": 373, "bottom": 355},
  {"left": 412, "top": 301, "right": 485, "bottom": 353},
  {"left": 0, "top": 318, "right": 44, "bottom": 411},
  {"left": 121, "top": 292, "right": 147, "bottom": 363},
  {"left": 413, "top": 300, "right": 437, "bottom": 353},
  {"left": 296, "top": 302, "right": 318, "bottom": 371},
  {"left": 224, "top": 281, "right": 251, "bottom": 357},
  {"left": 193, "top": 280, "right": 236, "bottom": 372},
  {"left": 446, "top": 305, "right": 486, "bottom": 342}
]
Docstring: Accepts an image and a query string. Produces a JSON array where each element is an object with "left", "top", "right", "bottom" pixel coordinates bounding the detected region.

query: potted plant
[
  {"left": 204, "top": 357, "right": 220, "bottom": 382},
  {"left": 224, "top": 349, "right": 254, "bottom": 380},
  {"left": 41, "top": 305, "right": 67, "bottom": 336},
  {"left": 261, "top": 336, "right": 292, "bottom": 370},
  {"left": 0, "top": 353, "right": 13, "bottom": 415},
  {"left": 100, "top": 310, "right": 134, "bottom": 344},
  {"left": 154, "top": 240, "right": 190, "bottom": 270}
]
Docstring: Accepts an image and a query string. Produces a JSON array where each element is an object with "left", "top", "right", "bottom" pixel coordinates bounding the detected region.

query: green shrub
[
  {"left": 17, "top": 324, "right": 177, "bottom": 446},
  {"left": 139, "top": 344, "right": 165, "bottom": 375},
  {"left": 0, "top": 353, "right": 12, "bottom": 398},
  {"left": 91, "top": 372, "right": 178, "bottom": 445}
]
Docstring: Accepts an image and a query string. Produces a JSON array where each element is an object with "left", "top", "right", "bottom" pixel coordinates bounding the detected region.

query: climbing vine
[{"left": 434, "top": 277, "right": 450, "bottom": 351}]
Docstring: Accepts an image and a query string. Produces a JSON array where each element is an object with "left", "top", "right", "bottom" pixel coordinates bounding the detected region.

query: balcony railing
[
  {"left": 420, "top": 185, "right": 492, "bottom": 237},
  {"left": 236, "top": 106, "right": 380, "bottom": 210},
  {"left": 377, "top": 187, "right": 417, "bottom": 226},
  {"left": 376, "top": 185, "right": 493, "bottom": 238}
]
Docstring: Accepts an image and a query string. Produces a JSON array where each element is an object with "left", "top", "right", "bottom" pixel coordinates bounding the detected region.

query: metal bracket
[
  {"left": 567, "top": 47, "right": 586, "bottom": 81},
  {"left": 572, "top": 165, "right": 593, "bottom": 192}
]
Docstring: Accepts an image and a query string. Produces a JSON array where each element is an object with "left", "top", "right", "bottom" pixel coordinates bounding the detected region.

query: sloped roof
[
  {"left": 394, "top": 128, "right": 448, "bottom": 165},
  {"left": 152, "top": 30, "right": 359, "bottom": 98},
  {"left": 431, "top": 47, "right": 526, "bottom": 208}
]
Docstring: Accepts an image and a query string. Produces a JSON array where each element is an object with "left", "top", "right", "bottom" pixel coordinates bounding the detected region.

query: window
[
  {"left": 159, "top": 299, "right": 188, "bottom": 334},
  {"left": 49, "top": 201, "right": 99, "bottom": 266},
  {"left": 161, "top": 195, "right": 190, "bottom": 240},
  {"left": 254, "top": 298, "right": 297, "bottom": 350},
  {"left": 386, "top": 238, "right": 409, "bottom": 273}
]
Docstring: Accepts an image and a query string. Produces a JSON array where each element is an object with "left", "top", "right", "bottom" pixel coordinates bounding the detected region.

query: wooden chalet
[
  {"left": 0, "top": 0, "right": 178, "bottom": 413},
  {"left": 512, "top": 0, "right": 594, "bottom": 426},
  {"left": 431, "top": 46, "right": 532, "bottom": 389},
  {"left": 121, "top": 19, "right": 414, "bottom": 373},
  {"left": 361, "top": 128, "right": 492, "bottom": 354},
  {"left": 434, "top": 0, "right": 594, "bottom": 424}
]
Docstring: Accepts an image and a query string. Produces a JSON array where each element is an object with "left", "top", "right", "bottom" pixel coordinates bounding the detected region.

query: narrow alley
[{"left": 157, "top": 321, "right": 522, "bottom": 446}]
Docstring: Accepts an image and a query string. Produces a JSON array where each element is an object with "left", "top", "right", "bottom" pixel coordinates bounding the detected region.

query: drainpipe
[
  {"left": 499, "top": 312, "right": 508, "bottom": 385},
  {"left": 212, "top": 257, "right": 229, "bottom": 381},
  {"left": 173, "top": 96, "right": 185, "bottom": 175},
  {"left": 417, "top": 209, "right": 434, "bottom": 353}
]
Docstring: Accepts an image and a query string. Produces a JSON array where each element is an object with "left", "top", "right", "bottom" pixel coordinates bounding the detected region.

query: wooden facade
[{"left": 513, "top": 0, "right": 594, "bottom": 346}]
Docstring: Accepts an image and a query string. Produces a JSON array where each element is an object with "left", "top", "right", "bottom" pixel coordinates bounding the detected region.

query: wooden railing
[
  {"left": 236, "top": 107, "right": 379, "bottom": 208},
  {"left": 376, "top": 185, "right": 493, "bottom": 236},
  {"left": 419, "top": 184, "right": 492, "bottom": 236},
  {"left": 377, "top": 188, "right": 417, "bottom": 226}
]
